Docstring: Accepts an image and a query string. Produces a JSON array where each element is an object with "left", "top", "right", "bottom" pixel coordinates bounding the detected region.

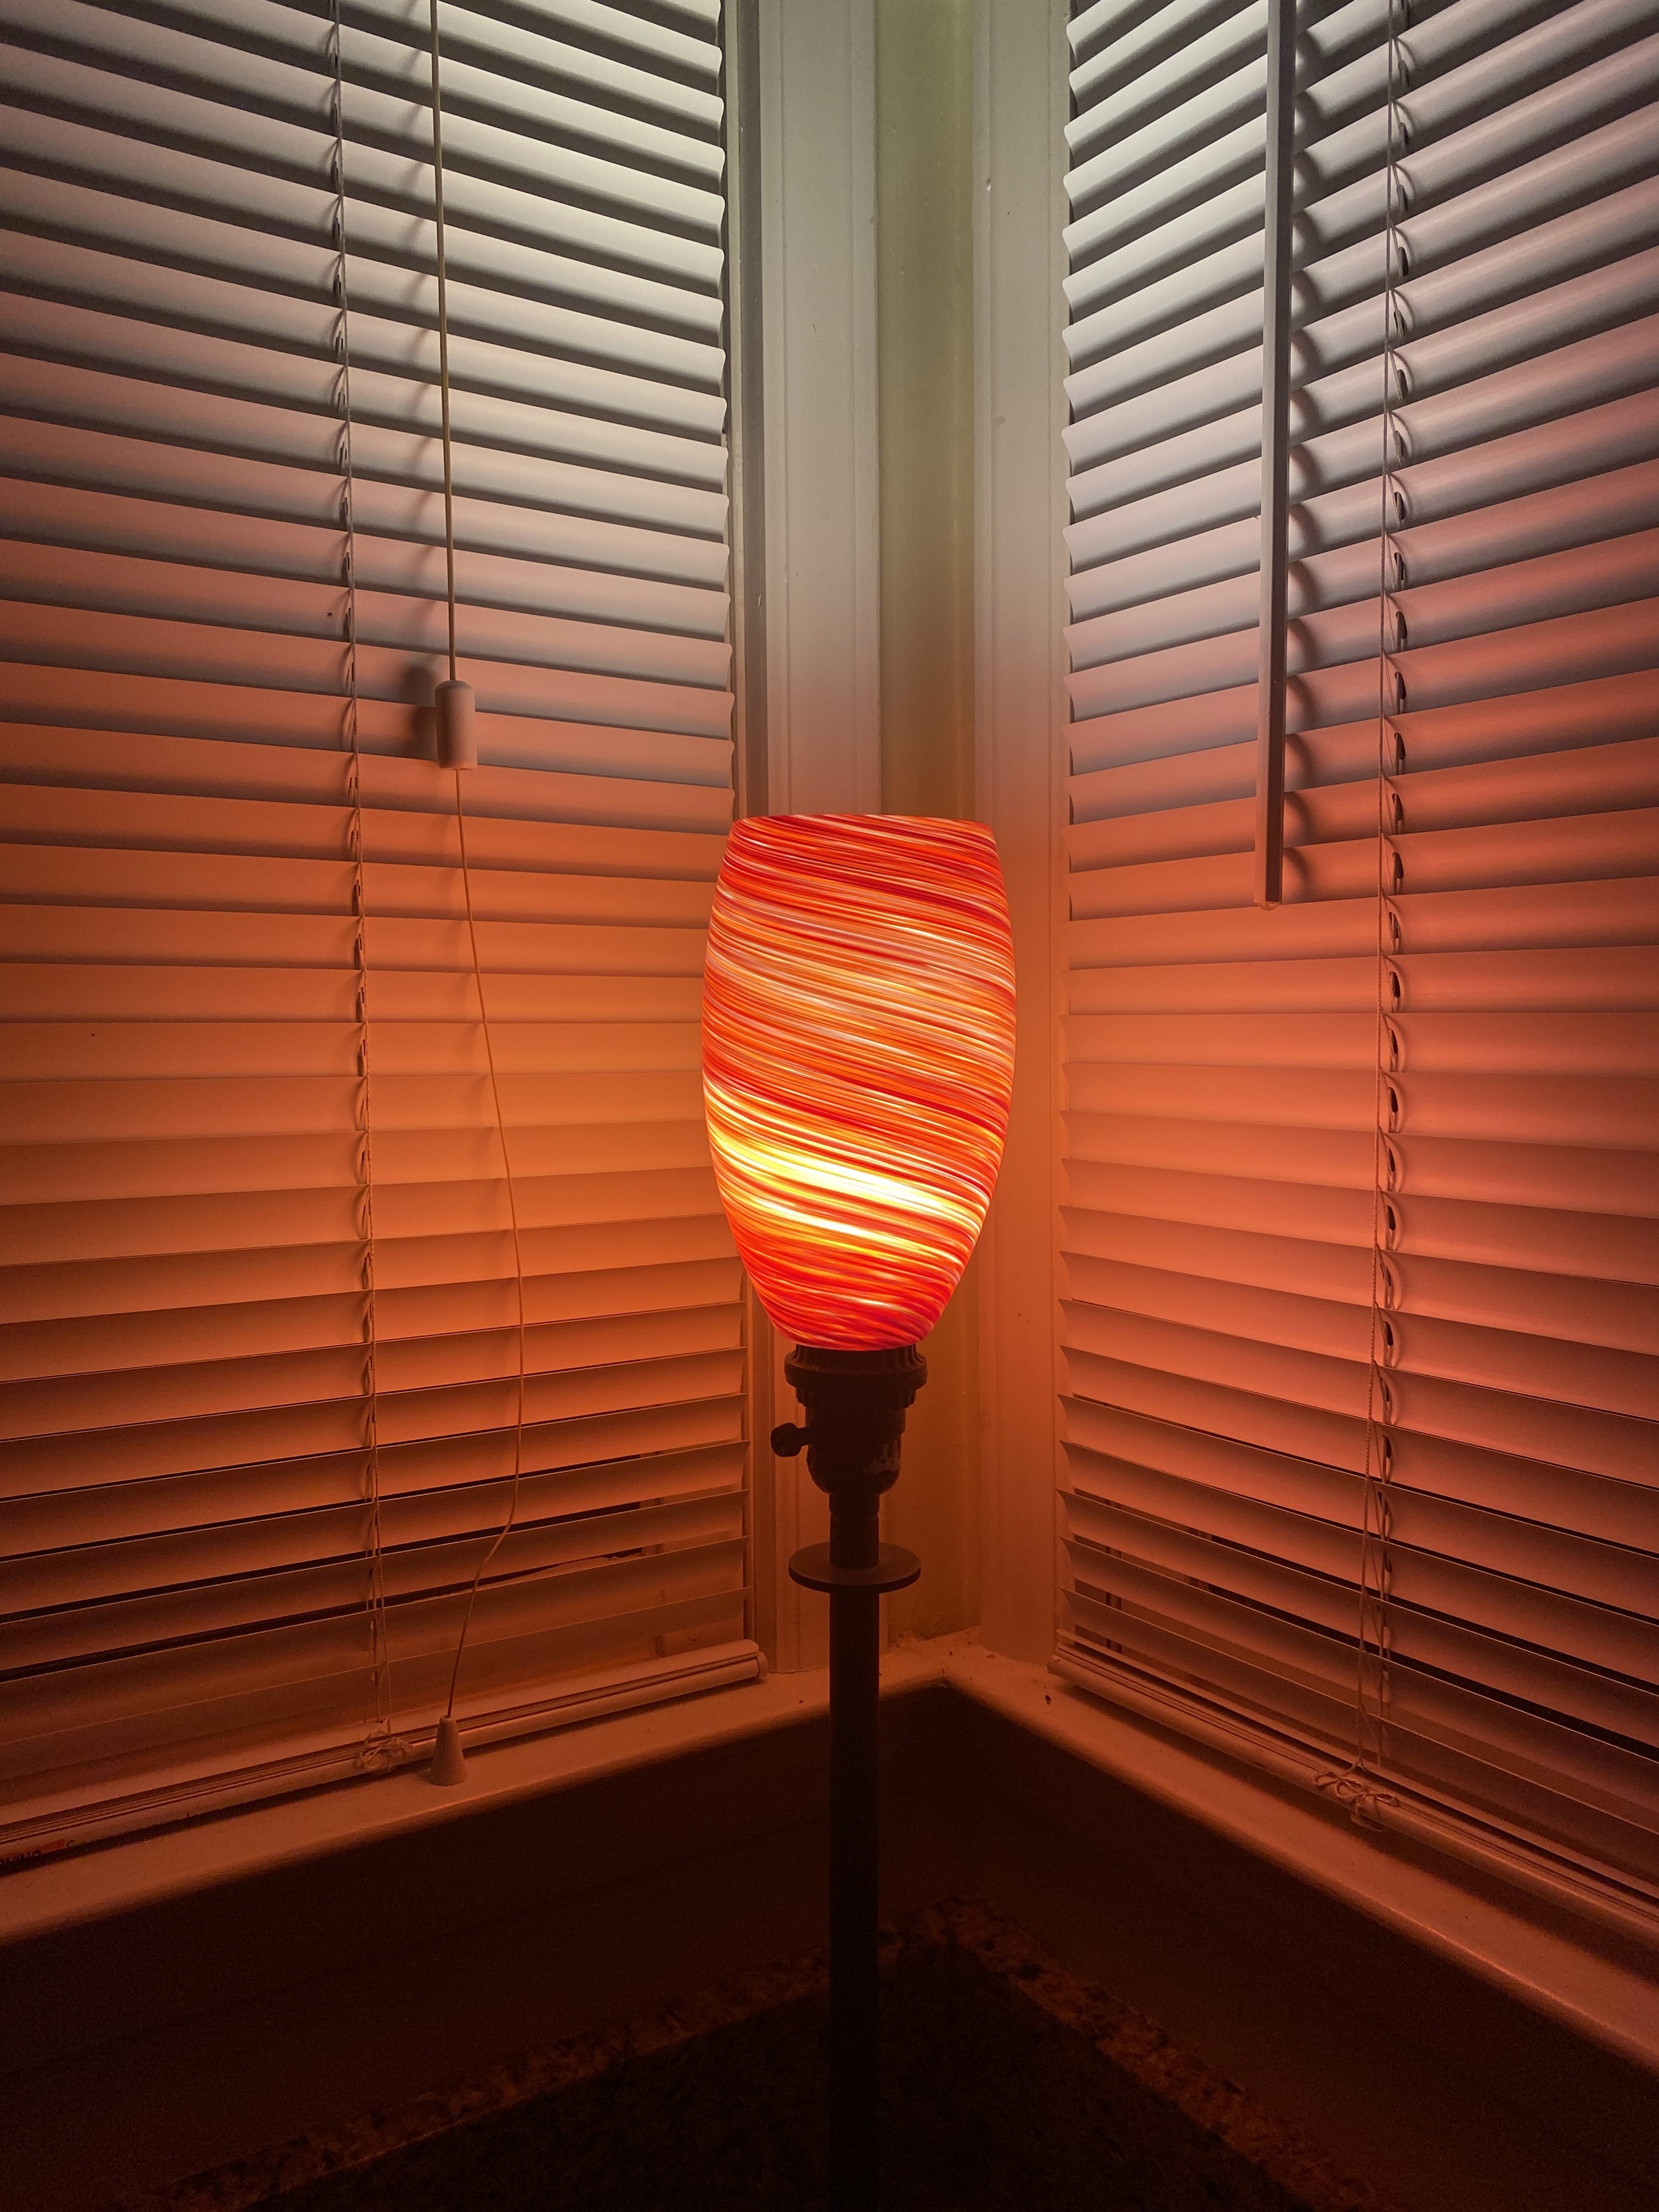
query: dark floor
[{"left": 127, "top": 1902, "right": 1390, "bottom": 2212}]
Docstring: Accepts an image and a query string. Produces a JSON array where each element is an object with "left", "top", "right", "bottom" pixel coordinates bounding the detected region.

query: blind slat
[
  {"left": 1066, "top": 23, "right": 1659, "bottom": 321},
  {"left": 1065, "top": 239, "right": 1659, "bottom": 492},
  {"left": 1067, "top": 100, "right": 1658, "bottom": 376},
  {"left": 1068, "top": 325, "right": 1659, "bottom": 575},
  {"left": 1073, "top": 443, "right": 1659, "bottom": 641},
  {"left": 1065, "top": 172, "right": 1659, "bottom": 432},
  {"left": 1, "top": 1433, "right": 746, "bottom": 1561}
]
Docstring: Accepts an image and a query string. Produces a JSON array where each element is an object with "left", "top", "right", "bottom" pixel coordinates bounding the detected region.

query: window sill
[
  {"left": 0, "top": 1642, "right": 940, "bottom": 1953},
  {"left": 939, "top": 1641, "right": 1659, "bottom": 2081},
  {"left": 3, "top": 1632, "right": 1653, "bottom": 2092}
]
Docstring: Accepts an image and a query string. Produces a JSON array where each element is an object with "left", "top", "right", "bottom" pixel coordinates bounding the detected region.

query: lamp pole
[{"left": 773, "top": 1342, "right": 926, "bottom": 2212}]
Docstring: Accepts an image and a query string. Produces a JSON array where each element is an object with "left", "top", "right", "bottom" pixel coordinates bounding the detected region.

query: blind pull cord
[
  {"left": 424, "top": 0, "right": 527, "bottom": 1787},
  {"left": 428, "top": 0, "right": 475, "bottom": 771}
]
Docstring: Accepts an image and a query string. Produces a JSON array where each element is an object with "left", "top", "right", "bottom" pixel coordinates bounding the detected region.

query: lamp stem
[
  {"left": 777, "top": 1342, "right": 926, "bottom": 2212},
  {"left": 828, "top": 1498, "right": 881, "bottom": 2211}
]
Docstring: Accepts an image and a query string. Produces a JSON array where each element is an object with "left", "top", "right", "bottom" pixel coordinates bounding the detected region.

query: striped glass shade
[{"left": 702, "top": 815, "right": 1016, "bottom": 1350}]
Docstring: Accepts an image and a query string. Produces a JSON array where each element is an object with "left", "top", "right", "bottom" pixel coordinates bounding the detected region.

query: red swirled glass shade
[{"left": 702, "top": 814, "right": 1016, "bottom": 1350}]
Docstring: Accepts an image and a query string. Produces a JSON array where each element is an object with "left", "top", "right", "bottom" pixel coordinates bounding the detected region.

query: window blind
[
  {"left": 1057, "top": 0, "right": 1659, "bottom": 1916},
  {"left": 0, "top": 0, "right": 755, "bottom": 1857}
]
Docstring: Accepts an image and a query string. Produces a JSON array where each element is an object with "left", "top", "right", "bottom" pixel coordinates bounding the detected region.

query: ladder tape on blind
[
  {"left": 330, "top": 0, "right": 397, "bottom": 1776},
  {"left": 1333, "top": 0, "right": 1414, "bottom": 1818}
]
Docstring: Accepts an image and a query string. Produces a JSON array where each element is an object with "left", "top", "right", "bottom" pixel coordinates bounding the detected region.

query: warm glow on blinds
[
  {"left": 702, "top": 815, "right": 1016, "bottom": 1349},
  {"left": 1058, "top": 0, "right": 1659, "bottom": 1912},
  {"left": 0, "top": 0, "right": 753, "bottom": 1855}
]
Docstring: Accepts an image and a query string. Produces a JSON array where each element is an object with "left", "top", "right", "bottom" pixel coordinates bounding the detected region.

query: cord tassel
[
  {"left": 435, "top": 676, "right": 476, "bottom": 767},
  {"left": 429, "top": 1715, "right": 467, "bottom": 1788}
]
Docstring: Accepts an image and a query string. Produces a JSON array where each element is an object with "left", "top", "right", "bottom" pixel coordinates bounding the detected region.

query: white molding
[
  {"left": 946, "top": 1643, "right": 1659, "bottom": 2081},
  {"left": 971, "top": 0, "right": 1070, "bottom": 1662},
  {"left": 756, "top": 0, "right": 882, "bottom": 820},
  {"left": 752, "top": 0, "right": 883, "bottom": 1669}
]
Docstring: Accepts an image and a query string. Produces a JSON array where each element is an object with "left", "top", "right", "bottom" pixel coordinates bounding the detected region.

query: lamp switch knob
[{"left": 771, "top": 1423, "right": 809, "bottom": 1457}]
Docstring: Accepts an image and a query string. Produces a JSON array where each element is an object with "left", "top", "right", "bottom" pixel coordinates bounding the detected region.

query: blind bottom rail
[{"left": 1054, "top": 1640, "right": 1659, "bottom": 1950}]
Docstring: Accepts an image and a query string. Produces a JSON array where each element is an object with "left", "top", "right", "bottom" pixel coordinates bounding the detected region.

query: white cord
[
  {"left": 442, "top": 767, "right": 530, "bottom": 1727},
  {"left": 420, "top": 0, "right": 529, "bottom": 1757}
]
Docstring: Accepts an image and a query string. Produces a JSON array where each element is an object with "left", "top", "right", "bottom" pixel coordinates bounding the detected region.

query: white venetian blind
[
  {"left": 1058, "top": 0, "right": 1659, "bottom": 1914},
  {"left": 0, "top": 0, "right": 755, "bottom": 1855}
]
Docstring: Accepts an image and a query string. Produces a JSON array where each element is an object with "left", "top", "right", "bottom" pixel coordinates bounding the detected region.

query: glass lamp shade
[{"left": 701, "top": 814, "right": 1016, "bottom": 1350}]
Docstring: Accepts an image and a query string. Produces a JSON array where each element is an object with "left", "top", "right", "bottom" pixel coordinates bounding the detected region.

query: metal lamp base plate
[{"left": 787, "top": 1541, "right": 921, "bottom": 1594}]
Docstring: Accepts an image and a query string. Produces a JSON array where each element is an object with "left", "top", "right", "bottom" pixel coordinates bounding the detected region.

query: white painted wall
[
  {"left": 734, "top": 0, "right": 885, "bottom": 1671},
  {"left": 971, "top": 0, "right": 1071, "bottom": 1663}
]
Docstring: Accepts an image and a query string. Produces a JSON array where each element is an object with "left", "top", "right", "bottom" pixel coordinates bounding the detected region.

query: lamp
[{"left": 702, "top": 814, "right": 1015, "bottom": 2209}]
